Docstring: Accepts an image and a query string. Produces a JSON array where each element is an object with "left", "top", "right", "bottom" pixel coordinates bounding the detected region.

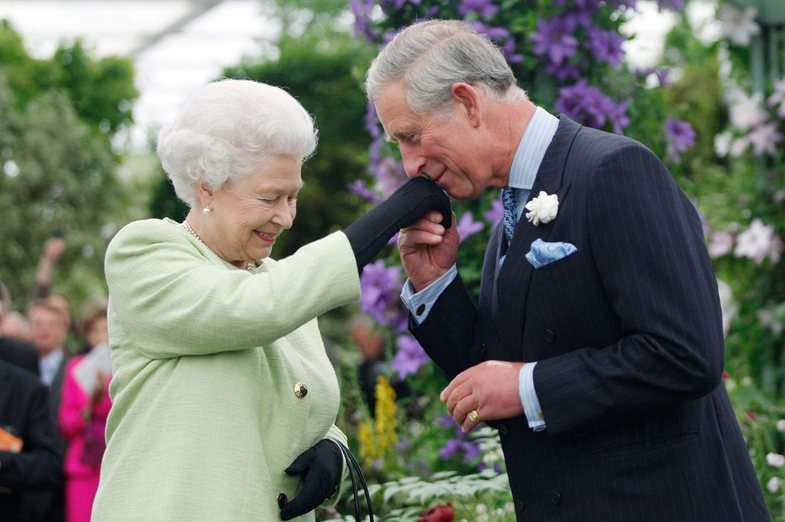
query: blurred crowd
[{"left": 0, "top": 235, "right": 112, "bottom": 522}]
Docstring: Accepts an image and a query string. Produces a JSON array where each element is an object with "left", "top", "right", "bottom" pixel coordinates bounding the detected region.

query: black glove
[
  {"left": 344, "top": 176, "right": 452, "bottom": 271},
  {"left": 280, "top": 439, "right": 343, "bottom": 520}
]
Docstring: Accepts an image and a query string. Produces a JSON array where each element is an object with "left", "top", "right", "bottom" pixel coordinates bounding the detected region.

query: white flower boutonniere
[{"left": 524, "top": 191, "right": 559, "bottom": 226}]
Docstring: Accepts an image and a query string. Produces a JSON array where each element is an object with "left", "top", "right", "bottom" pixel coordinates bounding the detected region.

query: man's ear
[{"left": 451, "top": 83, "right": 482, "bottom": 127}]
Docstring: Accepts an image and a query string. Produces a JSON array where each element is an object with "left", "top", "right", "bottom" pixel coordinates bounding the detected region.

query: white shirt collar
[{"left": 39, "top": 348, "right": 64, "bottom": 386}]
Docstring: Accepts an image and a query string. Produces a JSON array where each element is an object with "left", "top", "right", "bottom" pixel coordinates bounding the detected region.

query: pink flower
[
  {"left": 734, "top": 219, "right": 780, "bottom": 265},
  {"left": 708, "top": 230, "right": 734, "bottom": 258}
]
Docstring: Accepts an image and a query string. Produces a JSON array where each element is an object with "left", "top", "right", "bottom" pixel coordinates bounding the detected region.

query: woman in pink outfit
[{"left": 58, "top": 301, "right": 112, "bottom": 522}]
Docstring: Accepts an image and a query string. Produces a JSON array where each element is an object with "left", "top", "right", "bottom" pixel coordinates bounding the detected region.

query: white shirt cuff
[
  {"left": 519, "top": 362, "right": 546, "bottom": 431},
  {"left": 400, "top": 265, "right": 458, "bottom": 325}
]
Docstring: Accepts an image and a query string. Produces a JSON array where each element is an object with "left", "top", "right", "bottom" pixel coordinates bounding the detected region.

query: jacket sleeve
[
  {"left": 105, "top": 221, "right": 360, "bottom": 359},
  {"left": 410, "top": 273, "right": 486, "bottom": 380},
  {"left": 0, "top": 381, "right": 64, "bottom": 490},
  {"left": 321, "top": 424, "right": 349, "bottom": 509},
  {"left": 534, "top": 143, "right": 724, "bottom": 434}
]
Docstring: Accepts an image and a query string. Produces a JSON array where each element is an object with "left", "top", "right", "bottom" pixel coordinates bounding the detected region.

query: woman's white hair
[
  {"left": 157, "top": 79, "right": 317, "bottom": 208},
  {"left": 365, "top": 19, "right": 527, "bottom": 116}
]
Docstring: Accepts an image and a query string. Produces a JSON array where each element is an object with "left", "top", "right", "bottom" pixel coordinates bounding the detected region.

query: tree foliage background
[{"left": 0, "top": 20, "right": 138, "bottom": 308}]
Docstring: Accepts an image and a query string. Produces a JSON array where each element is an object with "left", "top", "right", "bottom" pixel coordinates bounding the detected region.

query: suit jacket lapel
[
  {"left": 480, "top": 223, "right": 504, "bottom": 324},
  {"left": 495, "top": 116, "right": 581, "bottom": 359}
]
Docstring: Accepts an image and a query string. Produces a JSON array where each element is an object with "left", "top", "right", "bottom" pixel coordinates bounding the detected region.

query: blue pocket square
[{"left": 525, "top": 238, "right": 577, "bottom": 269}]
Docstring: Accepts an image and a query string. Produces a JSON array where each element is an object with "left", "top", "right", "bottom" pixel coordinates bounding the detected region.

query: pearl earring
[{"left": 202, "top": 207, "right": 211, "bottom": 215}]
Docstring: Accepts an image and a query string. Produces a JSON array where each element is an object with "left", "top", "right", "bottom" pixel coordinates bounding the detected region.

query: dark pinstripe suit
[{"left": 412, "top": 117, "right": 770, "bottom": 521}]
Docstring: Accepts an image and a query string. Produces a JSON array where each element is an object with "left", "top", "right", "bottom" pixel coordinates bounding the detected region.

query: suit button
[
  {"left": 498, "top": 422, "right": 508, "bottom": 435},
  {"left": 515, "top": 498, "right": 526, "bottom": 513},
  {"left": 294, "top": 382, "right": 308, "bottom": 398},
  {"left": 544, "top": 329, "right": 555, "bottom": 342},
  {"left": 550, "top": 491, "right": 562, "bottom": 504},
  {"left": 415, "top": 304, "right": 426, "bottom": 316},
  {"left": 277, "top": 493, "right": 287, "bottom": 508}
]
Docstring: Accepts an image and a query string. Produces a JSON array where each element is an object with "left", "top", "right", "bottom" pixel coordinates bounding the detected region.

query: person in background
[
  {"left": 74, "top": 300, "right": 108, "bottom": 355},
  {"left": 33, "top": 235, "right": 66, "bottom": 300},
  {"left": 31, "top": 235, "right": 77, "bottom": 352},
  {"left": 0, "top": 360, "right": 64, "bottom": 522},
  {"left": 368, "top": 19, "right": 769, "bottom": 521},
  {"left": 0, "top": 283, "right": 38, "bottom": 375},
  {"left": 26, "top": 299, "right": 68, "bottom": 521},
  {"left": 350, "top": 315, "right": 409, "bottom": 413},
  {"left": 2, "top": 312, "right": 32, "bottom": 343},
  {"left": 350, "top": 315, "right": 386, "bottom": 410},
  {"left": 28, "top": 299, "right": 69, "bottom": 411},
  {"left": 58, "top": 300, "right": 110, "bottom": 522},
  {"left": 92, "top": 78, "right": 450, "bottom": 521}
]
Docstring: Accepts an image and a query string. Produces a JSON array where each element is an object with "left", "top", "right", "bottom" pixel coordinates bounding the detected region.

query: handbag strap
[{"left": 337, "top": 442, "right": 374, "bottom": 522}]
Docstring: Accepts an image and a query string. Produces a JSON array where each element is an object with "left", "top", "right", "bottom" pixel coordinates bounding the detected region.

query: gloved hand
[
  {"left": 280, "top": 439, "right": 343, "bottom": 520},
  {"left": 344, "top": 176, "right": 451, "bottom": 271}
]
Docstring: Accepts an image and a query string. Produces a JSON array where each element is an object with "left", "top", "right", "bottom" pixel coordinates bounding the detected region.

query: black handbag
[{"left": 336, "top": 442, "right": 374, "bottom": 521}]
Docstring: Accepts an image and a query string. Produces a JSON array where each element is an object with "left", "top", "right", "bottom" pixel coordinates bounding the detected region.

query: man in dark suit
[
  {"left": 25, "top": 299, "right": 68, "bottom": 522},
  {"left": 366, "top": 19, "right": 769, "bottom": 521},
  {"left": 0, "top": 336, "right": 39, "bottom": 377},
  {"left": 0, "top": 283, "right": 38, "bottom": 376},
  {"left": 0, "top": 360, "right": 64, "bottom": 521}
]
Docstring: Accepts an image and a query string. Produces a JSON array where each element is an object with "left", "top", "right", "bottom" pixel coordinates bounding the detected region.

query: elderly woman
[{"left": 91, "top": 79, "right": 449, "bottom": 521}]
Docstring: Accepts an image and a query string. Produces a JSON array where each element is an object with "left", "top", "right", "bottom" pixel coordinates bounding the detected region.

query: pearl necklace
[{"left": 181, "top": 220, "right": 256, "bottom": 272}]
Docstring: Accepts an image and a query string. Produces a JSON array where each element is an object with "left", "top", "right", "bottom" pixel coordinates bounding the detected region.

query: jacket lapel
[{"left": 495, "top": 116, "right": 581, "bottom": 359}]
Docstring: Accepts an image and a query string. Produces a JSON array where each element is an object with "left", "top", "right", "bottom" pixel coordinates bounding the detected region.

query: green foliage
[
  {"left": 0, "top": 77, "right": 123, "bottom": 306},
  {"left": 0, "top": 20, "right": 137, "bottom": 137},
  {"left": 0, "top": 20, "right": 137, "bottom": 310}
]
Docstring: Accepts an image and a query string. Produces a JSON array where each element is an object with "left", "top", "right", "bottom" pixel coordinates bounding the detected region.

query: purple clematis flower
[
  {"left": 656, "top": 0, "right": 684, "bottom": 11},
  {"left": 484, "top": 198, "right": 504, "bottom": 226},
  {"left": 347, "top": 180, "right": 381, "bottom": 204},
  {"left": 531, "top": 17, "right": 579, "bottom": 66},
  {"left": 556, "top": 79, "right": 629, "bottom": 133},
  {"left": 360, "top": 260, "right": 403, "bottom": 327},
  {"left": 457, "top": 212, "right": 485, "bottom": 243},
  {"left": 665, "top": 118, "right": 696, "bottom": 160},
  {"left": 350, "top": 0, "right": 378, "bottom": 42},
  {"left": 459, "top": 0, "right": 499, "bottom": 19},
  {"left": 585, "top": 27, "right": 626, "bottom": 66},
  {"left": 391, "top": 335, "right": 429, "bottom": 380}
]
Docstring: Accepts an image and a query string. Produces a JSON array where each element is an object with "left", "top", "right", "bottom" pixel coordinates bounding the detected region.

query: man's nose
[{"left": 400, "top": 145, "right": 426, "bottom": 178}]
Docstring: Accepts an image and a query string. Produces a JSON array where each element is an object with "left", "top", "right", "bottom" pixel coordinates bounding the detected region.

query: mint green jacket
[{"left": 92, "top": 219, "right": 360, "bottom": 521}]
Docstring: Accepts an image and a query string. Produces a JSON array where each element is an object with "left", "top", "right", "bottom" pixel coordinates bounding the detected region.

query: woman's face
[
  {"left": 87, "top": 316, "right": 108, "bottom": 349},
  {"left": 205, "top": 155, "right": 303, "bottom": 265}
]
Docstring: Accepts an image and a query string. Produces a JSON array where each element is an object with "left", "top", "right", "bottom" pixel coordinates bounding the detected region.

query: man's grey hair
[
  {"left": 157, "top": 79, "right": 317, "bottom": 208},
  {"left": 365, "top": 19, "right": 527, "bottom": 115}
]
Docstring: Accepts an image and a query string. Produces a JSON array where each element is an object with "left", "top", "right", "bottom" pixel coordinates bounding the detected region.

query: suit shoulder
[
  {"left": 573, "top": 125, "right": 650, "bottom": 158},
  {"left": 0, "top": 359, "right": 45, "bottom": 393}
]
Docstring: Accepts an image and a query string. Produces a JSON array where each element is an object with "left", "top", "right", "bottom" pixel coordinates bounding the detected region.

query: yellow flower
[{"left": 358, "top": 375, "right": 398, "bottom": 464}]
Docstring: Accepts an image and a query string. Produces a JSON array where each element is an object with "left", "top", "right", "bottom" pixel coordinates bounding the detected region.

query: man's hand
[
  {"left": 398, "top": 211, "right": 460, "bottom": 291},
  {"left": 440, "top": 361, "right": 525, "bottom": 433}
]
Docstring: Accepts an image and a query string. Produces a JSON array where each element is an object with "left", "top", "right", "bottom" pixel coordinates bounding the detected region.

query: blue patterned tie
[{"left": 502, "top": 186, "right": 518, "bottom": 242}]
